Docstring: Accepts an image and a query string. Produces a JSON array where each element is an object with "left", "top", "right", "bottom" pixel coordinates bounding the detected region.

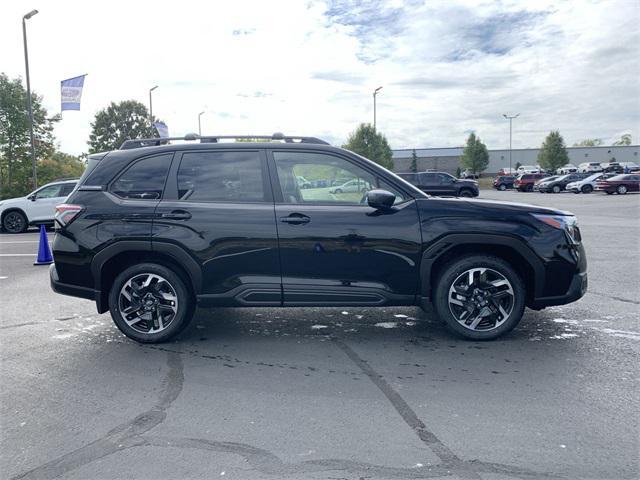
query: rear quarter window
[{"left": 111, "top": 153, "right": 173, "bottom": 200}]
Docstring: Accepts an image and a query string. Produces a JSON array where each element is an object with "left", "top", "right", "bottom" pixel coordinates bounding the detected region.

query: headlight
[{"left": 532, "top": 214, "right": 581, "bottom": 243}]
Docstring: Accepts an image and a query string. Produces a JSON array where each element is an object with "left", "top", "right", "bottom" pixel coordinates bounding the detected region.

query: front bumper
[{"left": 529, "top": 270, "right": 588, "bottom": 309}]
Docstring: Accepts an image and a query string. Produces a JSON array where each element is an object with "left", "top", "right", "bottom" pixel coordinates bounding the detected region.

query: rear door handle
[
  {"left": 280, "top": 213, "right": 310, "bottom": 225},
  {"left": 161, "top": 210, "right": 192, "bottom": 220}
]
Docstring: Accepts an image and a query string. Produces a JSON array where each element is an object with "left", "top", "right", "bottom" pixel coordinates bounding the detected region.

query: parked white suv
[
  {"left": 516, "top": 165, "right": 542, "bottom": 174},
  {"left": 0, "top": 179, "right": 77, "bottom": 233},
  {"left": 556, "top": 164, "right": 577, "bottom": 174},
  {"left": 566, "top": 172, "right": 603, "bottom": 194},
  {"left": 578, "top": 162, "right": 603, "bottom": 173}
]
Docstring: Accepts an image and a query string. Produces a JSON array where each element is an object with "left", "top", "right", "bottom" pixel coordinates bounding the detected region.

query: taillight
[{"left": 55, "top": 204, "right": 83, "bottom": 227}]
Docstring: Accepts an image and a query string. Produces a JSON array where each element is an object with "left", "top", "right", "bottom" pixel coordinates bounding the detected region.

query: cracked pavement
[{"left": 1, "top": 190, "right": 638, "bottom": 479}]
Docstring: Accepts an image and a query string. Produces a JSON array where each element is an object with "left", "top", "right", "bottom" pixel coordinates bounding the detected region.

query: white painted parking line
[
  {"left": 0, "top": 254, "right": 35, "bottom": 257},
  {"left": 0, "top": 276, "right": 8, "bottom": 279},
  {"left": 0, "top": 241, "right": 42, "bottom": 244}
]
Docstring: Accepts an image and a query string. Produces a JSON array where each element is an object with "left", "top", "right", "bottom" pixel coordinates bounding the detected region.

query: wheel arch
[
  {"left": 91, "top": 241, "right": 201, "bottom": 313},
  {"left": 420, "top": 234, "right": 544, "bottom": 305},
  {"left": 1, "top": 207, "right": 29, "bottom": 225}
]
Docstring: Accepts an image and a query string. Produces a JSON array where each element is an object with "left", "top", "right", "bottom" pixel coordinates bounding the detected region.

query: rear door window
[
  {"left": 177, "top": 151, "right": 266, "bottom": 203},
  {"left": 111, "top": 154, "right": 172, "bottom": 200}
]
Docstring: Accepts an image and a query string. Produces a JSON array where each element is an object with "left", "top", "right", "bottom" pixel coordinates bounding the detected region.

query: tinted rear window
[{"left": 177, "top": 151, "right": 264, "bottom": 202}]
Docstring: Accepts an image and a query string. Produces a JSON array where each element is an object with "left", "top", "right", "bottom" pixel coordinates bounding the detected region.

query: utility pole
[
  {"left": 23, "top": 9, "right": 39, "bottom": 190},
  {"left": 503, "top": 113, "right": 519, "bottom": 173},
  {"left": 373, "top": 86, "right": 382, "bottom": 130},
  {"left": 149, "top": 85, "right": 158, "bottom": 129}
]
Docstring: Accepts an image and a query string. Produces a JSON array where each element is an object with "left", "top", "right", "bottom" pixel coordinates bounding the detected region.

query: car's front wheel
[
  {"left": 581, "top": 185, "right": 593, "bottom": 194},
  {"left": 498, "top": 184, "right": 506, "bottom": 191},
  {"left": 108, "top": 263, "right": 194, "bottom": 343},
  {"left": 2, "top": 211, "right": 28, "bottom": 234},
  {"left": 552, "top": 185, "right": 561, "bottom": 193},
  {"left": 433, "top": 255, "right": 526, "bottom": 340},
  {"left": 617, "top": 185, "right": 628, "bottom": 194}
]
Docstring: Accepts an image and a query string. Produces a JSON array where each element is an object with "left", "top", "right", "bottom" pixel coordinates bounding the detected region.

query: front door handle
[
  {"left": 280, "top": 213, "right": 310, "bottom": 225},
  {"left": 161, "top": 210, "right": 192, "bottom": 220}
]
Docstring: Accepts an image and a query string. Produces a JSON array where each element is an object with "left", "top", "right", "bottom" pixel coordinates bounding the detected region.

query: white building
[{"left": 391, "top": 145, "right": 639, "bottom": 174}]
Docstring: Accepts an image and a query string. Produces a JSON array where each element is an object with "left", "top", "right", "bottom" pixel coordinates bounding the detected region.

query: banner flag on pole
[
  {"left": 154, "top": 121, "right": 169, "bottom": 138},
  {"left": 60, "top": 74, "right": 87, "bottom": 111}
]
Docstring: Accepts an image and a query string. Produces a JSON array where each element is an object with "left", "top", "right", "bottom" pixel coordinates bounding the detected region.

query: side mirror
[
  {"left": 367, "top": 189, "right": 395, "bottom": 210},
  {"left": 28, "top": 194, "right": 36, "bottom": 201}
]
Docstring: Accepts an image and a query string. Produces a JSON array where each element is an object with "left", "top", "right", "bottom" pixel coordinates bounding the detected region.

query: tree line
[{"left": 1, "top": 71, "right": 634, "bottom": 199}]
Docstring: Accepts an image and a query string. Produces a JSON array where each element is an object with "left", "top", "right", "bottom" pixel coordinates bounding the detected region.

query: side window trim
[
  {"left": 109, "top": 152, "right": 174, "bottom": 200},
  {"left": 166, "top": 149, "right": 273, "bottom": 204}
]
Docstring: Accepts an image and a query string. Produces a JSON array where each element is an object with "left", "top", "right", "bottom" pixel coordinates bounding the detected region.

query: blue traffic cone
[{"left": 34, "top": 224, "right": 53, "bottom": 266}]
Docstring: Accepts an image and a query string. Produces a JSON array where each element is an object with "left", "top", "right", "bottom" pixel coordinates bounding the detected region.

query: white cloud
[{"left": 1, "top": 0, "right": 638, "bottom": 155}]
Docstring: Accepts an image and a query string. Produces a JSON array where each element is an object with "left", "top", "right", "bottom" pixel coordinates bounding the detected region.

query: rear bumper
[{"left": 50, "top": 264, "right": 101, "bottom": 305}]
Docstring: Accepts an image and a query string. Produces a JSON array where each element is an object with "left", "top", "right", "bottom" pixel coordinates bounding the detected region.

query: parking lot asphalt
[{"left": 1, "top": 190, "right": 638, "bottom": 480}]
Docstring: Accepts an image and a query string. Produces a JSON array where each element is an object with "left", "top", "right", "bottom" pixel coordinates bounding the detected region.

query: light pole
[
  {"left": 23, "top": 9, "right": 39, "bottom": 190},
  {"left": 149, "top": 85, "right": 158, "bottom": 128},
  {"left": 198, "top": 111, "right": 205, "bottom": 135},
  {"left": 373, "top": 86, "right": 382, "bottom": 130},
  {"left": 503, "top": 113, "right": 519, "bottom": 173}
]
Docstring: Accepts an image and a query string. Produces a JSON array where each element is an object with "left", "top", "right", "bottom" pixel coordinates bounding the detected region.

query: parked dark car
[
  {"left": 514, "top": 173, "right": 548, "bottom": 192},
  {"left": 536, "top": 173, "right": 589, "bottom": 193},
  {"left": 51, "top": 133, "right": 587, "bottom": 343},
  {"left": 493, "top": 176, "right": 515, "bottom": 191},
  {"left": 595, "top": 174, "right": 640, "bottom": 194},
  {"left": 602, "top": 163, "right": 624, "bottom": 174},
  {"left": 396, "top": 171, "right": 479, "bottom": 197}
]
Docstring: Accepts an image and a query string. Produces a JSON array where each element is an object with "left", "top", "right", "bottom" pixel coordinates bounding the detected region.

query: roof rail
[{"left": 119, "top": 132, "right": 329, "bottom": 150}]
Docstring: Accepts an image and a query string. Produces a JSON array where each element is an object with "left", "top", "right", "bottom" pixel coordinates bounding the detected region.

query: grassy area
[{"left": 477, "top": 177, "right": 494, "bottom": 190}]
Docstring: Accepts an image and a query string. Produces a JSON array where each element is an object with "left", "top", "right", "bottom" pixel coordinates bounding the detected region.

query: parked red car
[
  {"left": 514, "top": 173, "right": 548, "bottom": 192},
  {"left": 595, "top": 174, "right": 640, "bottom": 194}
]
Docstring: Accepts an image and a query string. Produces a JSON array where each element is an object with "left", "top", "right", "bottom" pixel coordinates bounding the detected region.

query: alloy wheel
[
  {"left": 118, "top": 273, "right": 178, "bottom": 334},
  {"left": 3, "top": 212, "right": 26, "bottom": 233},
  {"left": 447, "top": 267, "right": 515, "bottom": 332},
  {"left": 617, "top": 185, "right": 627, "bottom": 194}
]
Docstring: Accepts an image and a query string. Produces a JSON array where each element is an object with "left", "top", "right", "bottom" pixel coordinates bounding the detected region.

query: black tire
[
  {"left": 498, "top": 184, "right": 506, "bottom": 191},
  {"left": 617, "top": 185, "right": 628, "bottom": 195},
  {"left": 526, "top": 184, "right": 533, "bottom": 192},
  {"left": 2, "top": 211, "right": 28, "bottom": 234},
  {"left": 581, "top": 185, "right": 593, "bottom": 194},
  {"left": 333, "top": 188, "right": 343, "bottom": 194},
  {"left": 432, "top": 255, "right": 526, "bottom": 341},
  {"left": 552, "top": 185, "right": 561, "bottom": 193},
  {"left": 108, "top": 263, "right": 194, "bottom": 343},
  {"left": 458, "top": 189, "right": 474, "bottom": 198}
]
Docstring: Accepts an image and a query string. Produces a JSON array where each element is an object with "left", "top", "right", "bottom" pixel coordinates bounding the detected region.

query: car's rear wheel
[
  {"left": 2, "top": 211, "right": 28, "bottom": 234},
  {"left": 552, "top": 185, "right": 561, "bottom": 193},
  {"left": 498, "top": 184, "right": 506, "bottom": 191},
  {"left": 108, "top": 263, "right": 194, "bottom": 343},
  {"left": 333, "top": 188, "right": 343, "bottom": 194},
  {"left": 433, "top": 255, "right": 526, "bottom": 340},
  {"left": 581, "top": 185, "right": 593, "bottom": 194},
  {"left": 617, "top": 185, "right": 628, "bottom": 194},
  {"left": 458, "top": 189, "right": 474, "bottom": 198},
  {"left": 526, "top": 184, "right": 533, "bottom": 192}
]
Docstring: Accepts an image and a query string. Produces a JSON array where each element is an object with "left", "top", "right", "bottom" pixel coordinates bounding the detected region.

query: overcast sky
[{"left": 2, "top": 0, "right": 639, "bottom": 155}]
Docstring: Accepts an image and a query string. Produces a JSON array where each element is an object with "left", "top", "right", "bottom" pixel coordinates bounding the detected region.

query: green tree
[
  {"left": 342, "top": 123, "right": 393, "bottom": 170},
  {"left": 88, "top": 100, "right": 158, "bottom": 153},
  {"left": 537, "top": 130, "right": 569, "bottom": 172},
  {"left": 573, "top": 138, "right": 602, "bottom": 147},
  {"left": 612, "top": 133, "right": 632, "bottom": 146},
  {"left": 0, "top": 73, "right": 59, "bottom": 198},
  {"left": 460, "top": 133, "right": 489, "bottom": 174},
  {"left": 37, "top": 152, "right": 85, "bottom": 186},
  {"left": 410, "top": 149, "right": 418, "bottom": 172}
]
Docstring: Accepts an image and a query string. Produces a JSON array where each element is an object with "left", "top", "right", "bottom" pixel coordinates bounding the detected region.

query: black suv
[
  {"left": 536, "top": 173, "right": 589, "bottom": 193},
  {"left": 396, "top": 172, "right": 479, "bottom": 197},
  {"left": 50, "top": 134, "right": 587, "bottom": 343}
]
